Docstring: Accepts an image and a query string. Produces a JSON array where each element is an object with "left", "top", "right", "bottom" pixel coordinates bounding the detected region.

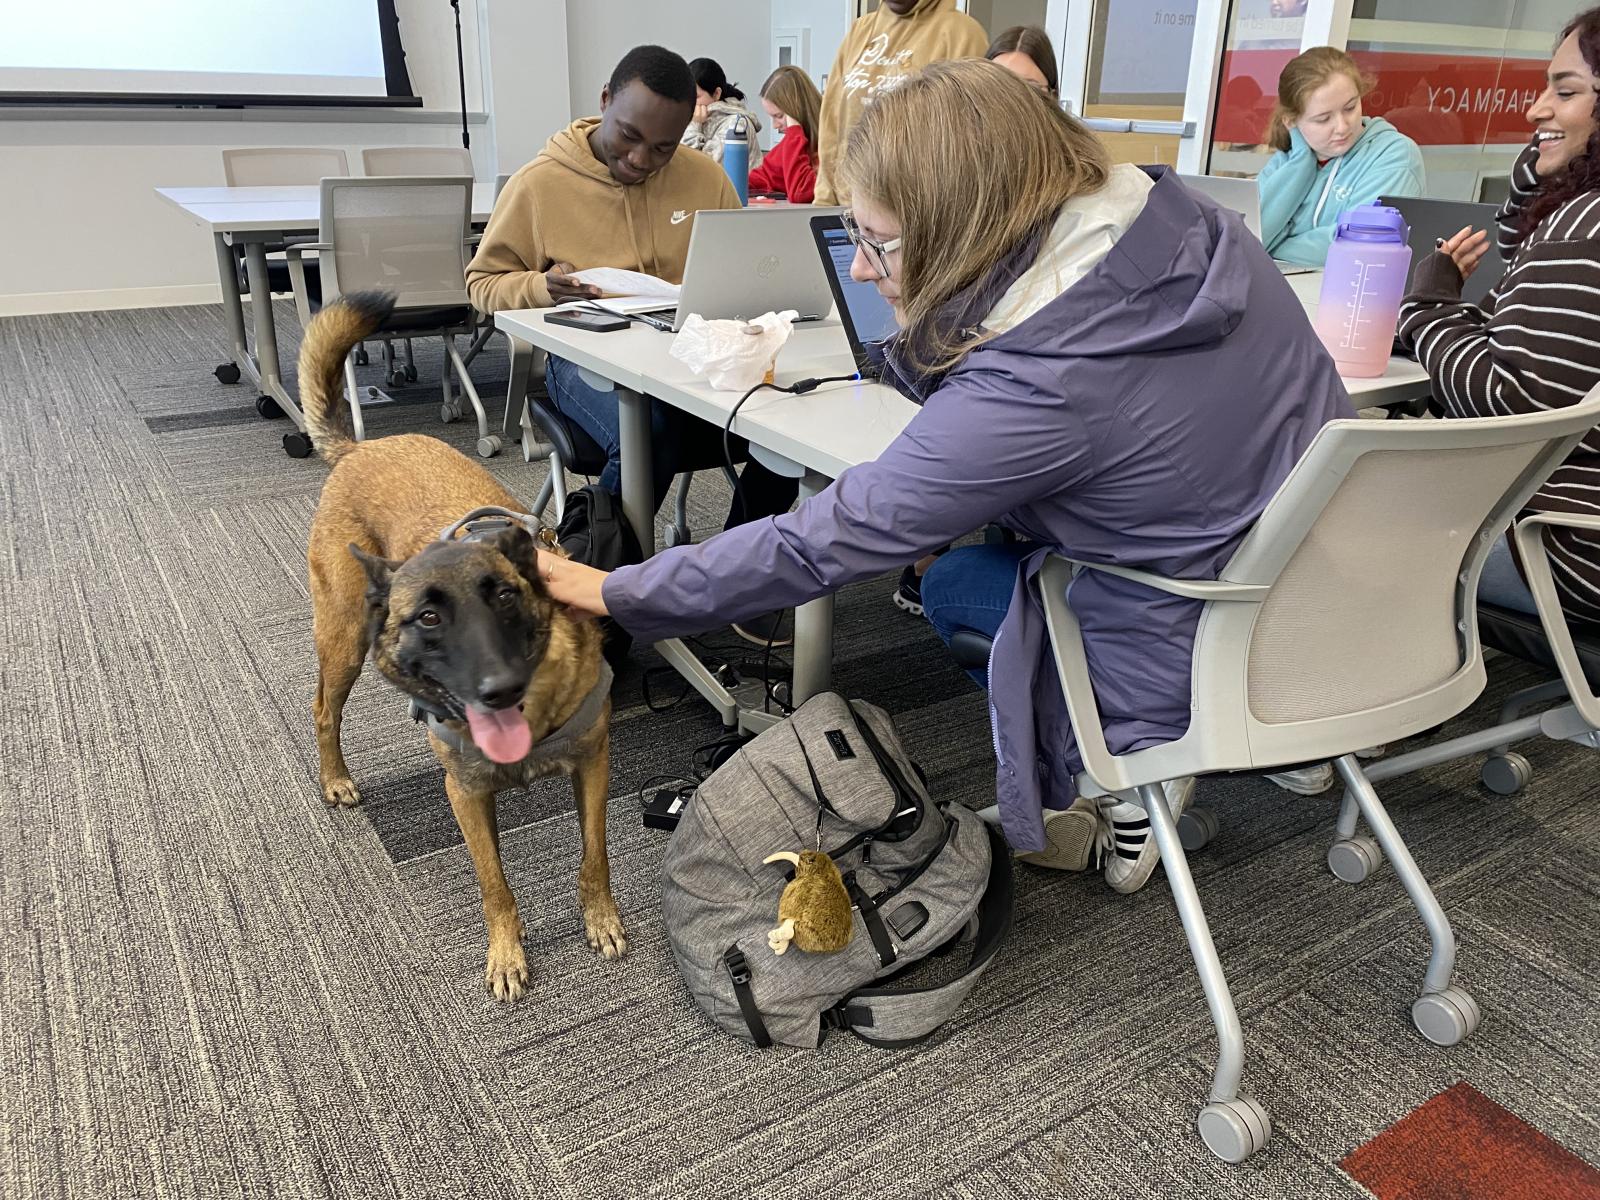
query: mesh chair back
[
  {"left": 361, "top": 146, "right": 474, "bottom": 177},
  {"left": 1224, "top": 399, "right": 1600, "bottom": 730},
  {"left": 223, "top": 147, "right": 349, "bottom": 186},
  {"left": 318, "top": 176, "right": 474, "bottom": 310}
]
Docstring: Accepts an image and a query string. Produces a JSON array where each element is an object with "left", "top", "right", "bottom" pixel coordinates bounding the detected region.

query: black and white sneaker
[
  {"left": 1094, "top": 778, "right": 1196, "bottom": 895},
  {"left": 891, "top": 566, "right": 925, "bottom": 616}
]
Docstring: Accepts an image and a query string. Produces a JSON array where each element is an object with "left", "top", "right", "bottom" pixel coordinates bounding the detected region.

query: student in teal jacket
[{"left": 1258, "top": 47, "right": 1425, "bottom": 266}]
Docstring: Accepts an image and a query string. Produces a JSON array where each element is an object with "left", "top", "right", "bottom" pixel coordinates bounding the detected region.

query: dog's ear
[
  {"left": 492, "top": 525, "right": 545, "bottom": 589},
  {"left": 348, "top": 544, "right": 401, "bottom": 611}
]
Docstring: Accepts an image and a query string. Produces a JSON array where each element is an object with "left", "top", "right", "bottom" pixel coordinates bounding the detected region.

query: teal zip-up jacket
[{"left": 1257, "top": 116, "right": 1425, "bottom": 266}]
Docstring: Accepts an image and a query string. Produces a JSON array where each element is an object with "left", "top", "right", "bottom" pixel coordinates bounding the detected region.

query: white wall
[
  {"left": 564, "top": 0, "right": 772, "bottom": 125},
  {"left": 770, "top": 0, "right": 853, "bottom": 88}
]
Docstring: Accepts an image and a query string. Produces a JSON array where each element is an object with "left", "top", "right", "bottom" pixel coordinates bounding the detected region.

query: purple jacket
[{"left": 603, "top": 168, "right": 1353, "bottom": 851}]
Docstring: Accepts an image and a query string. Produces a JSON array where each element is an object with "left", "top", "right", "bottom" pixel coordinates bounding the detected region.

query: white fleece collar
[{"left": 983, "top": 163, "right": 1153, "bottom": 335}]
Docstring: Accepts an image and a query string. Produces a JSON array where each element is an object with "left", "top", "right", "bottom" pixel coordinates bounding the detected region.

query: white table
[
  {"left": 156, "top": 183, "right": 497, "bottom": 433},
  {"left": 494, "top": 272, "right": 1433, "bottom": 729}
]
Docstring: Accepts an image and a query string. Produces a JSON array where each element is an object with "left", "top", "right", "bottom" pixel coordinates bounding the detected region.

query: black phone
[{"left": 547, "top": 309, "right": 630, "bottom": 333}]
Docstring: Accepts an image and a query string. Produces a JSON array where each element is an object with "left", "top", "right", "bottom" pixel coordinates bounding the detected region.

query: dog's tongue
[{"left": 464, "top": 705, "right": 532, "bottom": 763}]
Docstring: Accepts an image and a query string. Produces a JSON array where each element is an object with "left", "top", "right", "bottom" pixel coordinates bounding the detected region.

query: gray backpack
[{"left": 661, "top": 693, "right": 1013, "bottom": 1049}]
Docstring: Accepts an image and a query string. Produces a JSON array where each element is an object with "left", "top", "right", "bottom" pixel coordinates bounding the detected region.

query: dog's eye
[
  {"left": 495, "top": 586, "right": 519, "bottom": 608},
  {"left": 416, "top": 610, "right": 442, "bottom": 628}
]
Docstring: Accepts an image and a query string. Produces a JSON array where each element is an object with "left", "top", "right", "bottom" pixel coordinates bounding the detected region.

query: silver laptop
[
  {"left": 623, "top": 205, "right": 844, "bottom": 332},
  {"left": 1178, "top": 173, "right": 1316, "bottom": 275}
]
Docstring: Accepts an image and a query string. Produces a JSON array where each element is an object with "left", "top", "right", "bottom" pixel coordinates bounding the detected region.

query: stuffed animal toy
[{"left": 763, "top": 850, "right": 854, "bottom": 955}]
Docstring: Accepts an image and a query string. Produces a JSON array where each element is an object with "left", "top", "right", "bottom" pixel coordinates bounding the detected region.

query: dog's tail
[{"left": 297, "top": 291, "right": 397, "bottom": 464}]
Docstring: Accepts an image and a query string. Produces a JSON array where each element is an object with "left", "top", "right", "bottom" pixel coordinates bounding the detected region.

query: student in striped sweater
[{"left": 1399, "top": 6, "right": 1600, "bottom": 625}]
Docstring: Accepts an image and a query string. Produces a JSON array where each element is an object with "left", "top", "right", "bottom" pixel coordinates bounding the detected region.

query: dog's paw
[
  {"left": 484, "top": 942, "right": 529, "bottom": 1003},
  {"left": 322, "top": 776, "right": 362, "bottom": 808},
  {"left": 583, "top": 898, "right": 628, "bottom": 960}
]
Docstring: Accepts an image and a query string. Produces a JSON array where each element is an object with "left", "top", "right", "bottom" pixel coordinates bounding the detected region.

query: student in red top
[{"left": 748, "top": 65, "right": 821, "bottom": 203}]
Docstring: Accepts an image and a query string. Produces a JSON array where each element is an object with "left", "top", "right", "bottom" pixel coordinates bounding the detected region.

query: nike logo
[{"left": 670, "top": 210, "right": 689, "bottom": 225}]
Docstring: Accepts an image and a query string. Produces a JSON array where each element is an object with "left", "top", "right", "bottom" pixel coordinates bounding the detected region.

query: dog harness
[{"left": 406, "top": 506, "right": 613, "bottom": 762}]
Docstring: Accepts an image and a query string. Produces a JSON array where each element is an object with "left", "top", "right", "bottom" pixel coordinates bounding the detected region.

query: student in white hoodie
[{"left": 680, "top": 58, "right": 765, "bottom": 169}]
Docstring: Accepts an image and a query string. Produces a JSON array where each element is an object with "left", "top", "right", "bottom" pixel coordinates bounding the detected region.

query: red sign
[{"left": 1213, "top": 49, "right": 1549, "bottom": 147}]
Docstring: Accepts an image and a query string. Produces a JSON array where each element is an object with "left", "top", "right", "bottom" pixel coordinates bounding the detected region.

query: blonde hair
[
  {"left": 840, "top": 58, "right": 1109, "bottom": 376},
  {"left": 760, "top": 65, "right": 822, "bottom": 150},
  {"left": 1268, "top": 46, "right": 1374, "bottom": 153}
]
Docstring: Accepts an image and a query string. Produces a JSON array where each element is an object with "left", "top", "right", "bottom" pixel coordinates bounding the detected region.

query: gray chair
[
  {"left": 361, "top": 146, "right": 474, "bottom": 177},
  {"left": 1032, "top": 390, "right": 1600, "bottom": 1162},
  {"left": 284, "top": 176, "right": 496, "bottom": 459}
]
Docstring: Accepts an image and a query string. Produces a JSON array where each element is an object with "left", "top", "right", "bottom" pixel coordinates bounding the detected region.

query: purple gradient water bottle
[{"left": 1314, "top": 204, "right": 1413, "bottom": 378}]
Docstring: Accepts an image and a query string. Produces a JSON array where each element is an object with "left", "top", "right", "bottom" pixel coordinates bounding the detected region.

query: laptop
[
  {"left": 1178, "top": 172, "right": 1316, "bottom": 275},
  {"left": 810, "top": 214, "right": 899, "bottom": 378},
  {"left": 1380, "top": 196, "right": 1505, "bottom": 306},
  {"left": 607, "top": 206, "right": 843, "bottom": 332}
]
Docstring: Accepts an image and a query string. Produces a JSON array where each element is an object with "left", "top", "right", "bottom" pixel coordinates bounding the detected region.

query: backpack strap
[
  {"left": 723, "top": 946, "right": 772, "bottom": 1048},
  {"left": 825, "top": 822, "right": 1014, "bottom": 1049}
]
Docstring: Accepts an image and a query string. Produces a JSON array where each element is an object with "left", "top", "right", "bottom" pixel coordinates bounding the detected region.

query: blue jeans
[
  {"left": 546, "top": 354, "right": 797, "bottom": 528},
  {"left": 1479, "top": 536, "right": 1538, "bottom": 614},
  {"left": 921, "top": 543, "right": 1033, "bottom": 686}
]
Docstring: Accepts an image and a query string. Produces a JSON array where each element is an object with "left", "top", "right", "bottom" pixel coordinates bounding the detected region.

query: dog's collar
[{"left": 408, "top": 659, "right": 613, "bottom": 763}]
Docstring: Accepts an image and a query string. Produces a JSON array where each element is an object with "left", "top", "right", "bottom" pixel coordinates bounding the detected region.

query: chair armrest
[
  {"left": 283, "top": 244, "right": 330, "bottom": 331},
  {"left": 283, "top": 242, "right": 331, "bottom": 259},
  {"left": 465, "top": 234, "right": 482, "bottom": 247},
  {"left": 1067, "top": 558, "right": 1270, "bottom": 602},
  {"left": 1512, "top": 512, "right": 1600, "bottom": 728},
  {"left": 1038, "top": 556, "right": 1135, "bottom": 793}
]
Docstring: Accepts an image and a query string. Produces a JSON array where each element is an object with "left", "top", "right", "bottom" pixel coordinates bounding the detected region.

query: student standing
[
  {"left": 812, "top": 0, "right": 987, "bottom": 205},
  {"left": 1257, "top": 47, "right": 1425, "bottom": 266},
  {"left": 535, "top": 62, "right": 1351, "bottom": 891},
  {"left": 747, "top": 65, "right": 821, "bottom": 203}
]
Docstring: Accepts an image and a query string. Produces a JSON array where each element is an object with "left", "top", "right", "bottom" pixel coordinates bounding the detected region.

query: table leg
[
  {"left": 242, "top": 238, "right": 305, "bottom": 429},
  {"left": 790, "top": 471, "right": 836, "bottom": 706},
  {"left": 213, "top": 233, "right": 252, "bottom": 383},
  {"left": 503, "top": 338, "right": 536, "bottom": 438}
]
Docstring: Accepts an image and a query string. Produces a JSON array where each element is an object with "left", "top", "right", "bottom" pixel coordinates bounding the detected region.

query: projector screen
[{"left": 0, "top": 0, "right": 417, "bottom": 106}]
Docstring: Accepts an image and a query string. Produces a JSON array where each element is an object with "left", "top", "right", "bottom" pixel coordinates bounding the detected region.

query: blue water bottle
[{"left": 722, "top": 116, "right": 749, "bottom": 206}]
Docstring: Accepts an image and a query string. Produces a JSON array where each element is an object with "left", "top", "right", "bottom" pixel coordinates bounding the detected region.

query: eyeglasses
[{"left": 842, "top": 211, "right": 903, "bottom": 279}]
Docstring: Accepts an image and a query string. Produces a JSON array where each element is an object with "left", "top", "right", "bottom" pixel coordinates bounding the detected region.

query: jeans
[
  {"left": 1478, "top": 536, "right": 1538, "bottom": 615},
  {"left": 545, "top": 354, "right": 798, "bottom": 530},
  {"left": 921, "top": 542, "right": 1034, "bottom": 686}
]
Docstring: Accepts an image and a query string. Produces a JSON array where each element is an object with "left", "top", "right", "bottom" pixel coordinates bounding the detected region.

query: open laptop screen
[{"left": 811, "top": 215, "right": 899, "bottom": 364}]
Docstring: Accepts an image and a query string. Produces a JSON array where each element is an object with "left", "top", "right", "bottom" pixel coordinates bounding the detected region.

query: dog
[{"left": 299, "top": 293, "right": 625, "bottom": 1002}]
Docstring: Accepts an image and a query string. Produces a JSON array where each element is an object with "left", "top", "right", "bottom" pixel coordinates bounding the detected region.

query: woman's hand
[
  {"left": 536, "top": 549, "right": 610, "bottom": 618},
  {"left": 1438, "top": 225, "right": 1492, "bottom": 282},
  {"left": 692, "top": 102, "right": 709, "bottom": 126}
]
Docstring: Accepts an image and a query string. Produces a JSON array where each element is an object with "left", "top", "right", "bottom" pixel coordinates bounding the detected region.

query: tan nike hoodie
[
  {"left": 466, "top": 116, "right": 741, "bottom": 312},
  {"left": 812, "top": 0, "right": 988, "bottom": 205}
]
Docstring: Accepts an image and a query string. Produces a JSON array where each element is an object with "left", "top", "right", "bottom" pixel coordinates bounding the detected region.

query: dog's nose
[{"left": 476, "top": 674, "right": 527, "bottom": 711}]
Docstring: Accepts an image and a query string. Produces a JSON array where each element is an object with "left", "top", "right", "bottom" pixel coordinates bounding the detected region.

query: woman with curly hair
[{"left": 1400, "top": 7, "right": 1600, "bottom": 624}]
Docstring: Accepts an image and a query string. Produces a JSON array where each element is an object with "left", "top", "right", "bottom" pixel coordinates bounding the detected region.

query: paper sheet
[{"left": 568, "top": 267, "right": 681, "bottom": 300}]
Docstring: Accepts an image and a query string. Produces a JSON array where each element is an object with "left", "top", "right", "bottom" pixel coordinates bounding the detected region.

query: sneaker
[
  {"left": 891, "top": 566, "right": 925, "bottom": 617},
  {"left": 1016, "top": 795, "right": 1100, "bottom": 871},
  {"left": 1356, "top": 745, "right": 1386, "bottom": 759},
  {"left": 1097, "top": 777, "right": 1196, "bottom": 895},
  {"left": 731, "top": 610, "right": 793, "bottom": 648},
  {"left": 1264, "top": 763, "right": 1335, "bottom": 795}
]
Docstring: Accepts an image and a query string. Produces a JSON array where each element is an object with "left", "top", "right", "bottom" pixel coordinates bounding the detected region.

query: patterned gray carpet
[{"left": 3, "top": 301, "right": 1599, "bottom": 1199}]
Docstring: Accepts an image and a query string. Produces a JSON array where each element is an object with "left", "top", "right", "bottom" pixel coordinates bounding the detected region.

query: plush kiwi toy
[{"left": 763, "top": 850, "right": 854, "bottom": 955}]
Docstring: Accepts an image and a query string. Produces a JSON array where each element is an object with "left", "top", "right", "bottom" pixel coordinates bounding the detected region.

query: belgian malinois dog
[{"left": 299, "top": 293, "right": 625, "bottom": 1001}]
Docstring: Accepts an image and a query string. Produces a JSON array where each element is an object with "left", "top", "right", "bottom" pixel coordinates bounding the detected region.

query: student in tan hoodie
[
  {"left": 469, "top": 46, "right": 798, "bottom": 642},
  {"left": 812, "top": 0, "right": 987, "bottom": 205}
]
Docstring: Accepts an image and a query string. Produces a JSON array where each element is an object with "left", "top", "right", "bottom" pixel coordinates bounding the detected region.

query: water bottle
[
  {"left": 722, "top": 116, "right": 749, "bottom": 206},
  {"left": 1314, "top": 204, "right": 1413, "bottom": 378}
]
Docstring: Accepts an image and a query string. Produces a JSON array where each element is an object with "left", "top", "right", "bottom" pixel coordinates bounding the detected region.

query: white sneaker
[
  {"left": 1265, "top": 763, "right": 1335, "bottom": 795},
  {"left": 1016, "top": 795, "right": 1100, "bottom": 871},
  {"left": 1097, "top": 777, "right": 1196, "bottom": 895}
]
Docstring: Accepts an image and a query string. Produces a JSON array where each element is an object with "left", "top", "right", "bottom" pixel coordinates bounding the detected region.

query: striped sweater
[{"left": 1399, "top": 138, "right": 1600, "bottom": 625}]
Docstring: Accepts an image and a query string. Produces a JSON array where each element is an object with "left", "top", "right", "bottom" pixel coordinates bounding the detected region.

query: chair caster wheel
[
  {"left": 353, "top": 347, "right": 370, "bottom": 366},
  {"left": 387, "top": 368, "right": 408, "bottom": 389},
  {"left": 1413, "top": 987, "right": 1480, "bottom": 1046},
  {"left": 404, "top": 364, "right": 418, "bottom": 382},
  {"left": 282, "top": 431, "right": 314, "bottom": 459},
  {"left": 215, "top": 363, "right": 241, "bottom": 385},
  {"left": 1328, "top": 835, "right": 1383, "bottom": 884},
  {"left": 663, "top": 524, "right": 690, "bottom": 548},
  {"left": 1197, "top": 1095, "right": 1271, "bottom": 1163},
  {"left": 1480, "top": 752, "right": 1531, "bottom": 795},
  {"left": 769, "top": 681, "right": 792, "bottom": 710},
  {"left": 1178, "top": 807, "right": 1219, "bottom": 851},
  {"left": 439, "top": 403, "right": 461, "bottom": 424},
  {"left": 477, "top": 435, "right": 502, "bottom": 459},
  {"left": 255, "top": 395, "right": 283, "bottom": 419}
]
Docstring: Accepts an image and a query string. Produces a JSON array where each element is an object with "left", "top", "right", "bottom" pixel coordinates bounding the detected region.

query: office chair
[
  {"left": 967, "top": 392, "right": 1600, "bottom": 1162},
  {"left": 361, "top": 146, "right": 474, "bottom": 177},
  {"left": 283, "top": 176, "right": 495, "bottom": 459}
]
